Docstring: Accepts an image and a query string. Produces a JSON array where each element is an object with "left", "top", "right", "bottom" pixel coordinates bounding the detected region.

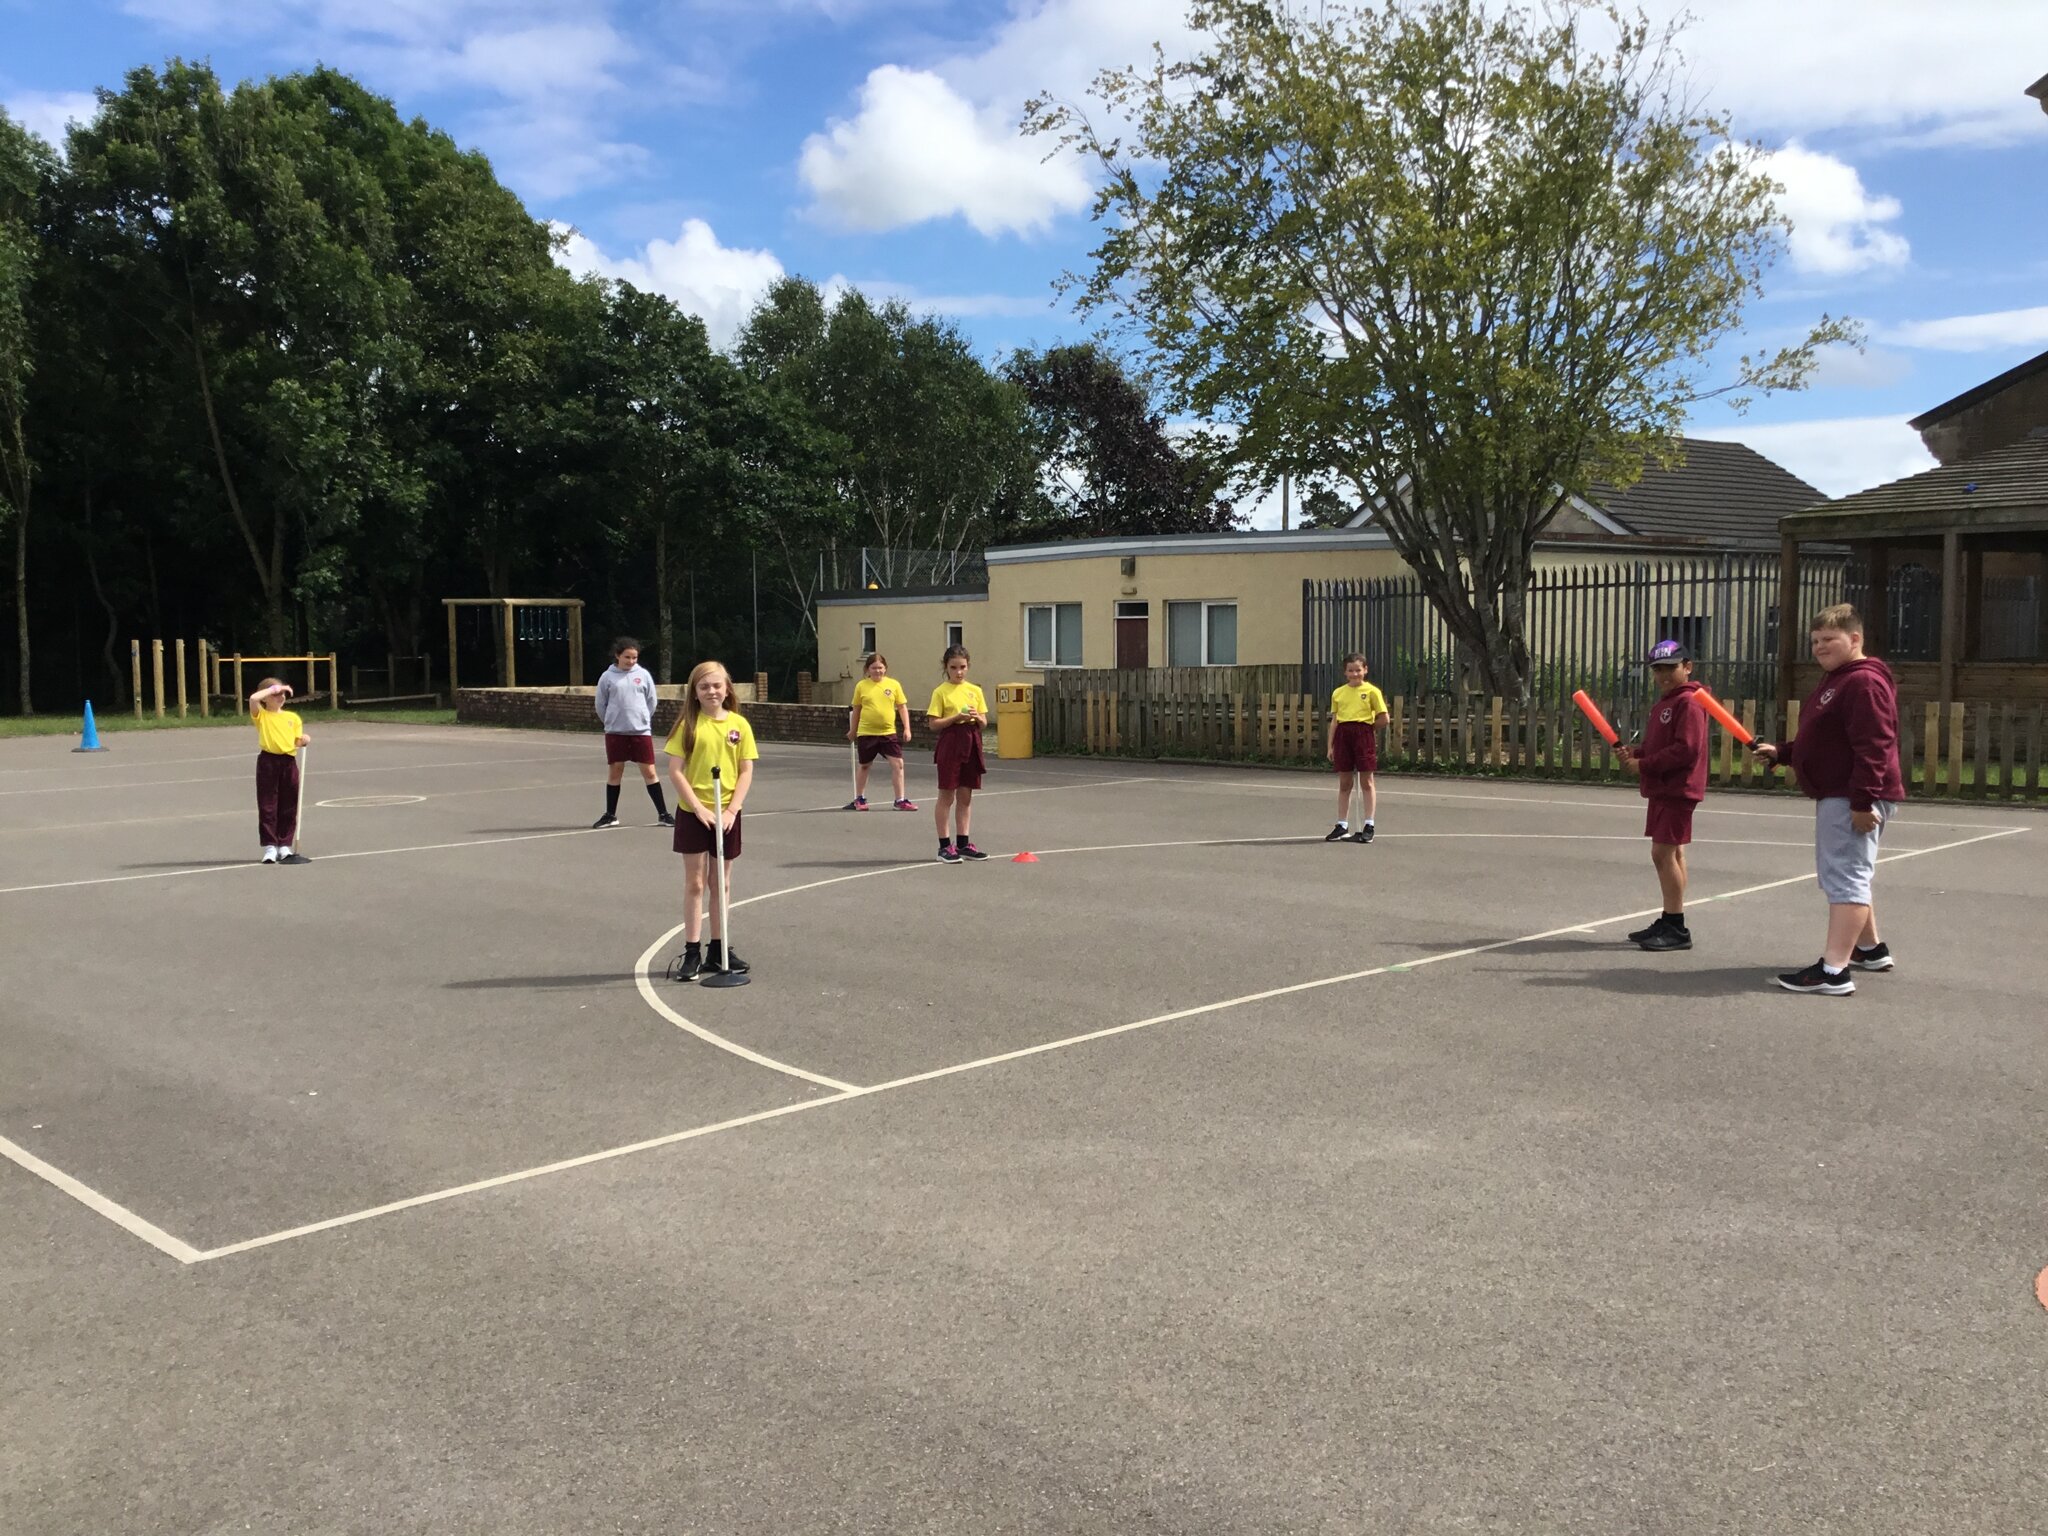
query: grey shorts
[{"left": 1815, "top": 797, "right": 1897, "bottom": 905}]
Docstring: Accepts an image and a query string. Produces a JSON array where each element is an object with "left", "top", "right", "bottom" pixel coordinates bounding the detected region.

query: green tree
[
  {"left": 737, "top": 278, "right": 1039, "bottom": 622},
  {"left": 1030, "top": 0, "right": 1851, "bottom": 694},
  {"left": 0, "top": 109, "right": 54, "bottom": 712},
  {"left": 55, "top": 62, "right": 411, "bottom": 651},
  {"left": 1004, "top": 342, "right": 1238, "bottom": 538}
]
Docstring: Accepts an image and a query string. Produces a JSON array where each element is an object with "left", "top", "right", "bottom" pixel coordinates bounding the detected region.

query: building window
[
  {"left": 1024, "top": 603, "right": 1083, "bottom": 668},
  {"left": 859, "top": 622, "right": 877, "bottom": 657},
  {"left": 944, "top": 621, "right": 965, "bottom": 652},
  {"left": 1653, "top": 614, "right": 1709, "bottom": 659},
  {"left": 1166, "top": 600, "right": 1238, "bottom": 666}
]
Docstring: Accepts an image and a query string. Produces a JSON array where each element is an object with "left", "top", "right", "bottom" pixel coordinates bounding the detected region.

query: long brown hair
[{"left": 681, "top": 660, "right": 737, "bottom": 756}]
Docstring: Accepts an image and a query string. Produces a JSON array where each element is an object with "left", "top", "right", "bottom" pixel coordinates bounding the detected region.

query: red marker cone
[{"left": 1011, "top": 851, "right": 1039, "bottom": 863}]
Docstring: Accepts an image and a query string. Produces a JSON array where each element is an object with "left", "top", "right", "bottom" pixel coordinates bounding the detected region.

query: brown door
[{"left": 1116, "top": 608, "right": 1148, "bottom": 668}]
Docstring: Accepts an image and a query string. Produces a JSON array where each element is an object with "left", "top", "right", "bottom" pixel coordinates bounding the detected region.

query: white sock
[
  {"left": 1363, "top": 817, "right": 1375, "bottom": 826},
  {"left": 1335, "top": 819, "right": 1348, "bottom": 828}
]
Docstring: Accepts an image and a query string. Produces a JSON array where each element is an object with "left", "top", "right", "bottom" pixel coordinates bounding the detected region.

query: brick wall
[{"left": 456, "top": 687, "right": 939, "bottom": 749}]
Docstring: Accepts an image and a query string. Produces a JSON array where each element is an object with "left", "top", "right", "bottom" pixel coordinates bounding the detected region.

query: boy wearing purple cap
[{"left": 1617, "top": 639, "right": 1709, "bottom": 951}]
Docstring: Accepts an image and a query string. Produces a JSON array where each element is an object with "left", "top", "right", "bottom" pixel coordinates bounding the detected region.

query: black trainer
[
  {"left": 1775, "top": 960, "right": 1854, "bottom": 996},
  {"left": 1324, "top": 823, "right": 1348, "bottom": 842},
  {"left": 1627, "top": 916, "right": 1671, "bottom": 944},
  {"left": 937, "top": 842, "right": 962, "bottom": 864},
  {"left": 657, "top": 811, "right": 676, "bottom": 828},
  {"left": 1638, "top": 924, "right": 1690, "bottom": 952},
  {"left": 956, "top": 840, "right": 988, "bottom": 860},
  {"left": 704, "top": 942, "right": 749, "bottom": 975},
  {"left": 1849, "top": 942, "right": 1894, "bottom": 972},
  {"left": 666, "top": 945, "right": 703, "bottom": 982},
  {"left": 592, "top": 813, "right": 620, "bottom": 829},
  {"left": 1350, "top": 824, "right": 1375, "bottom": 844}
]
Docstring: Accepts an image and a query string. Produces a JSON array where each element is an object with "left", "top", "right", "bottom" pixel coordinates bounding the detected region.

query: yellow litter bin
[{"left": 995, "top": 683, "right": 1035, "bottom": 759}]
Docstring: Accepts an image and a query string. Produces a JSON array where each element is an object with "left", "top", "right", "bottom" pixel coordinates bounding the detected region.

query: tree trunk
[
  {"left": 265, "top": 516, "right": 288, "bottom": 651},
  {"left": 189, "top": 313, "right": 281, "bottom": 628},
  {"left": 655, "top": 518, "right": 673, "bottom": 684},
  {"left": 82, "top": 490, "right": 123, "bottom": 705},
  {"left": 13, "top": 491, "right": 28, "bottom": 715}
]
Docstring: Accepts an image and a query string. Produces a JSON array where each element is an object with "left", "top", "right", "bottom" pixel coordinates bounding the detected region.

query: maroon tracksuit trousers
[{"left": 256, "top": 751, "right": 300, "bottom": 846}]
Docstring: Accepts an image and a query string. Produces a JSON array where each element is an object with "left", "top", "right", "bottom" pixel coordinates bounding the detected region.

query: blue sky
[{"left": 6, "top": 0, "right": 2046, "bottom": 519}]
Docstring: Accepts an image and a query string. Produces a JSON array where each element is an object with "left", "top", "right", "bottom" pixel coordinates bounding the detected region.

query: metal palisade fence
[{"left": 1302, "top": 554, "right": 1850, "bottom": 742}]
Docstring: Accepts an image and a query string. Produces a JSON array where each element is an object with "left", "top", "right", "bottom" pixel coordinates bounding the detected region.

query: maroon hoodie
[
  {"left": 1634, "top": 679, "right": 1709, "bottom": 802},
  {"left": 1785, "top": 656, "right": 1905, "bottom": 810}
]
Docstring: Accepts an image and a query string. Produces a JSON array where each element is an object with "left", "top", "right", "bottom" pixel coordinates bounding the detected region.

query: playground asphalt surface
[{"left": 2, "top": 722, "right": 2044, "bottom": 1534}]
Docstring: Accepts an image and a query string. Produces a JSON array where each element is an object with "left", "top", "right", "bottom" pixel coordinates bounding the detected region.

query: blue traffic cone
[{"left": 72, "top": 701, "right": 109, "bottom": 753}]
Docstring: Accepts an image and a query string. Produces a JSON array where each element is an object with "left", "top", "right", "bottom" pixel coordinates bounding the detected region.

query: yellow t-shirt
[
  {"left": 927, "top": 680, "right": 987, "bottom": 722},
  {"left": 851, "top": 677, "right": 909, "bottom": 737},
  {"left": 1330, "top": 682, "right": 1388, "bottom": 724},
  {"left": 253, "top": 707, "right": 303, "bottom": 755},
  {"left": 663, "top": 709, "right": 759, "bottom": 812}
]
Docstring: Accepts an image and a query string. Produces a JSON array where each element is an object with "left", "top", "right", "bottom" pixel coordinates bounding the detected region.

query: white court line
[
  {"left": 0, "top": 775, "right": 1161, "bottom": 888},
  {"left": 0, "top": 751, "right": 592, "bottom": 798},
  {"left": 1136, "top": 772, "right": 2019, "bottom": 831},
  {"left": 0, "top": 827, "right": 604, "bottom": 895},
  {"left": 0, "top": 1133, "right": 203, "bottom": 1263},
  {"left": 161, "top": 821, "right": 2024, "bottom": 1264}
]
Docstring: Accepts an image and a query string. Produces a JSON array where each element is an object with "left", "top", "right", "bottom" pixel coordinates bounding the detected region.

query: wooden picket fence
[{"left": 1037, "top": 687, "right": 2048, "bottom": 803}]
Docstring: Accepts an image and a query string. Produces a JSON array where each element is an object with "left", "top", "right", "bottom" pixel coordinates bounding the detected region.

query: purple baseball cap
[{"left": 1647, "top": 639, "right": 1690, "bottom": 665}]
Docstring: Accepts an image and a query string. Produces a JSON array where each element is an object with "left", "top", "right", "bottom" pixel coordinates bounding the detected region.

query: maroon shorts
[
  {"left": 605, "top": 732, "right": 655, "bottom": 765},
  {"left": 1644, "top": 797, "right": 1696, "bottom": 846},
  {"left": 934, "top": 725, "right": 985, "bottom": 791},
  {"left": 856, "top": 733, "right": 903, "bottom": 765},
  {"left": 1331, "top": 721, "right": 1378, "bottom": 775},
  {"left": 673, "top": 810, "right": 742, "bottom": 860}
]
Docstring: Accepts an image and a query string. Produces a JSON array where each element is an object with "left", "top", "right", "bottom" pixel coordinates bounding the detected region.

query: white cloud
[
  {"left": 1646, "top": 0, "right": 2048, "bottom": 146},
  {"left": 1754, "top": 142, "right": 1909, "bottom": 278},
  {"left": 1885, "top": 306, "right": 2048, "bottom": 354},
  {"left": 797, "top": 0, "right": 1191, "bottom": 237},
  {"left": 4, "top": 90, "right": 99, "bottom": 147},
  {"left": 115, "top": 0, "right": 654, "bottom": 202},
  {"left": 799, "top": 65, "right": 1092, "bottom": 236},
  {"left": 554, "top": 219, "right": 785, "bottom": 350},
  {"left": 1688, "top": 416, "right": 1936, "bottom": 499}
]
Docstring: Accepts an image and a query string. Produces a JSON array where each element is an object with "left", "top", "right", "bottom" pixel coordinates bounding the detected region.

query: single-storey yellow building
[{"left": 814, "top": 438, "right": 1826, "bottom": 705}]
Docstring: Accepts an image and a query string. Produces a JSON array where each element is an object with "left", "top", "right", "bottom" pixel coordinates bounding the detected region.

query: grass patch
[{"left": 0, "top": 707, "right": 458, "bottom": 740}]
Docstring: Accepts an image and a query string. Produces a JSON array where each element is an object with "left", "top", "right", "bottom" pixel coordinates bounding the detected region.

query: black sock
[
  {"left": 647, "top": 782, "right": 668, "bottom": 815},
  {"left": 605, "top": 783, "right": 621, "bottom": 817},
  {"left": 1664, "top": 911, "right": 1686, "bottom": 928},
  {"left": 684, "top": 939, "right": 701, "bottom": 954},
  {"left": 940, "top": 836, "right": 953, "bottom": 849}
]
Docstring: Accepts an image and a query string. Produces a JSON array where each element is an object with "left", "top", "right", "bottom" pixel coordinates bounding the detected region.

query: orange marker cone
[{"left": 1011, "top": 851, "right": 1039, "bottom": 863}]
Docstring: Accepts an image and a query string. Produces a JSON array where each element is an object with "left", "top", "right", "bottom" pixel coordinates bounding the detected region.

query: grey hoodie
[{"left": 595, "top": 663, "right": 657, "bottom": 735}]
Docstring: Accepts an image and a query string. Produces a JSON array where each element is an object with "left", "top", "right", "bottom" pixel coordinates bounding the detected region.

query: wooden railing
[{"left": 1035, "top": 686, "right": 2046, "bottom": 803}]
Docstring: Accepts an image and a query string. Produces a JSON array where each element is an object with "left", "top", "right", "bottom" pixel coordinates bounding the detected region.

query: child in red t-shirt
[{"left": 1616, "top": 639, "right": 1709, "bottom": 951}]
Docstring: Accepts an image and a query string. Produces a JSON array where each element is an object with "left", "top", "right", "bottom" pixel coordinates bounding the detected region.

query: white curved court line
[
  {"left": 9, "top": 824, "right": 2022, "bottom": 1264},
  {"left": 167, "top": 821, "right": 2024, "bottom": 1264}
]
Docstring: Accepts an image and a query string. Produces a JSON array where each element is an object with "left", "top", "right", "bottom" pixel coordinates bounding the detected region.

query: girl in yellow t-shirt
[
  {"left": 249, "top": 677, "right": 310, "bottom": 865},
  {"left": 845, "top": 652, "right": 917, "bottom": 811},
  {"left": 661, "top": 660, "right": 758, "bottom": 979},
  {"left": 925, "top": 645, "right": 988, "bottom": 863}
]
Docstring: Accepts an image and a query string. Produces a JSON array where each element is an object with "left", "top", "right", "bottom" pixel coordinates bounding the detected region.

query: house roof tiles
[{"left": 1586, "top": 438, "right": 1827, "bottom": 547}]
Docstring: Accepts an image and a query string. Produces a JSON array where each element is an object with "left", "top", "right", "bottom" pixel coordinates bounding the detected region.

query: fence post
[
  {"left": 329, "top": 652, "right": 340, "bottom": 711},
  {"left": 174, "top": 640, "right": 188, "bottom": 718},
  {"left": 197, "top": 639, "right": 210, "bottom": 717},
  {"left": 1946, "top": 702, "right": 1965, "bottom": 797}
]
